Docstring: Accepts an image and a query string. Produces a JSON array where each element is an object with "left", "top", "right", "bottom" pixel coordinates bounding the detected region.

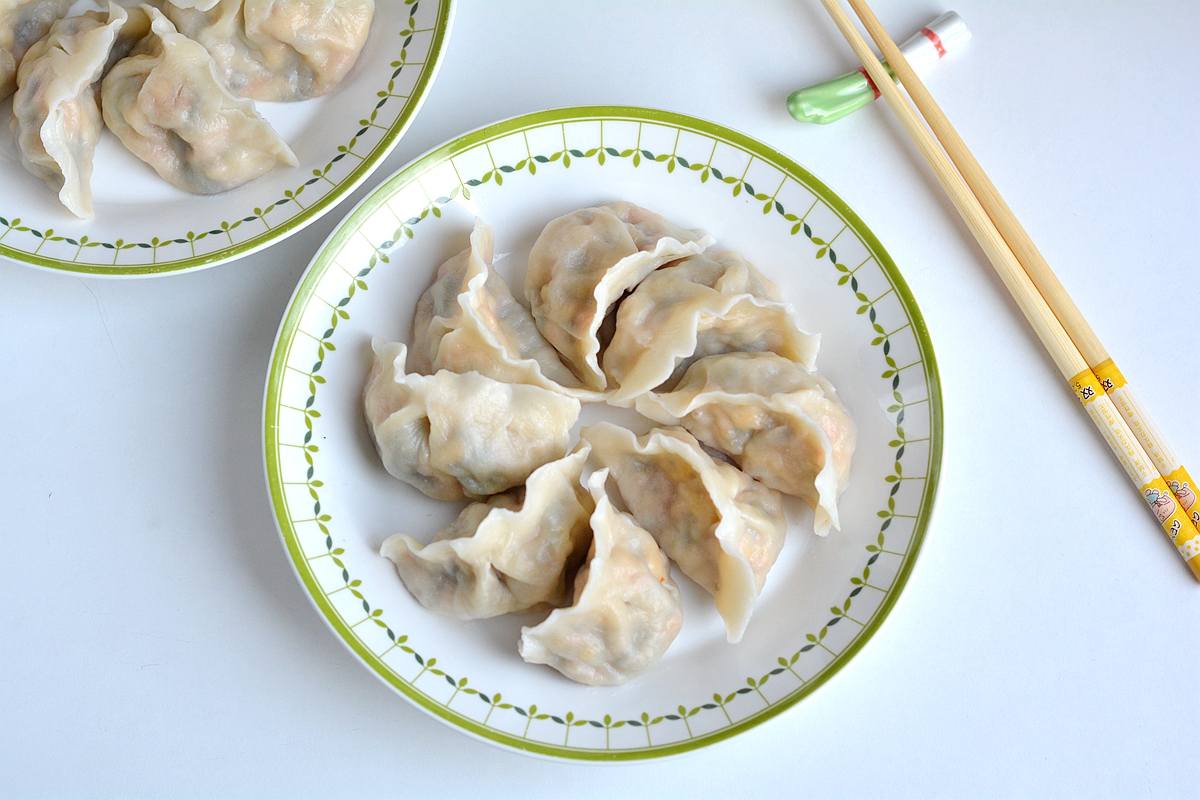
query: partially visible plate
[
  {"left": 0, "top": 0, "right": 453, "bottom": 276},
  {"left": 263, "top": 106, "right": 943, "bottom": 760}
]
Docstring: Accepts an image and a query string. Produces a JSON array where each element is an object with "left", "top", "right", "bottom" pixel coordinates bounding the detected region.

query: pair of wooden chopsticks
[{"left": 816, "top": 0, "right": 1200, "bottom": 580}]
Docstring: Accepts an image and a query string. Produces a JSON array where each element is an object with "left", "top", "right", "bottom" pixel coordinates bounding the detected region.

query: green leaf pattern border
[
  {"left": 0, "top": 0, "right": 452, "bottom": 276},
  {"left": 263, "top": 107, "right": 943, "bottom": 761}
]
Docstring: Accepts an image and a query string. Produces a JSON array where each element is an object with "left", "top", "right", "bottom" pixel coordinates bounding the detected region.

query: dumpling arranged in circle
[
  {"left": 519, "top": 469, "right": 684, "bottom": 686},
  {"left": 381, "top": 446, "right": 594, "bottom": 620},
  {"left": 362, "top": 338, "right": 581, "bottom": 501},
  {"left": 603, "top": 249, "right": 820, "bottom": 406},
  {"left": 410, "top": 217, "right": 589, "bottom": 397},
  {"left": 524, "top": 201, "right": 714, "bottom": 391},
  {"left": 637, "top": 351, "right": 857, "bottom": 535},
  {"left": 582, "top": 422, "right": 787, "bottom": 644}
]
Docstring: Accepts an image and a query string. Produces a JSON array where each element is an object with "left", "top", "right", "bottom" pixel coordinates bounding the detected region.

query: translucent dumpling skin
[
  {"left": 410, "top": 218, "right": 588, "bottom": 396},
  {"left": 604, "top": 250, "right": 820, "bottom": 405},
  {"left": 582, "top": 422, "right": 786, "bottom": 643},
  {"left": 9, "top": 6, "right": 126, "bottom": 219},
  {"left": 381, "top": 447, "right": 594, "bottom": 620},
  {"left": 519, "top": 470, "right": 683, "bottom": 685},
  {"left": 164, "top": 0, "right": 375, "bottom": 102},
  {"left": 101, "top": 7, "right": 297, "bottom": 195},
  {"left": 636, "top": 352, "right": 857, "bottom": 535},
  {"left": 524, "top": 202, "right": 714, "bottom": 390},
  {"left": 362, "top": 338, "right": 582, "bottom": 501},
  {"left": 0, "top": 0, "right": 72, "bottom": 100}
]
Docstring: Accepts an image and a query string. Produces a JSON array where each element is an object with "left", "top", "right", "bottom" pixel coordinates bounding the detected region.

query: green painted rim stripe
[
  {"left": 0, "top": 0, "right": 454, "bottom": 277},
  {"left": 263, "top": 105, "right": 943, "bottom": 761}
]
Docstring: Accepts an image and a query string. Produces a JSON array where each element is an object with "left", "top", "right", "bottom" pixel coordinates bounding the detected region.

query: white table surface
[{"left": 3, "top": 1, "right": 1197, "bottom": 796}]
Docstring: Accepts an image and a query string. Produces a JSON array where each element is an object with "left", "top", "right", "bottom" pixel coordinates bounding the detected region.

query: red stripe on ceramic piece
[
  {"left": 856, "top": 67, "right": 882, "bottom": 100},
  {"left": 920, "top": 27, "right": 947, "bottom": 57}
]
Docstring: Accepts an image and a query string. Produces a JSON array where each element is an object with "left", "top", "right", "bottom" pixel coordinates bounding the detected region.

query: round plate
[
  {"left": 263, "top": 106, "right": 943, "bottom": 761},
  {"left": 0, "top": 0, "right": 453, "bottom": 276}
]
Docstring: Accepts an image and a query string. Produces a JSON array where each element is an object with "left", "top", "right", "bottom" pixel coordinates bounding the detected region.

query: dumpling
[
  {"left": 101, "top": 6, "right": 297, "bottom": 195},
  {"left": 380, "top": 446, "right": 594, "bottom": 620},
  {"left": 519, "top": 469, "right": 683, "bottom": 685},
  {"left": 9, "top": 4, "right": 128, "bottom": 219},
  {"left": 162, "top": 0, "right": 375, "bottom": 102},
  {"left": 102, "top": 4, "right": 154, "bottom": 72},
  {"left": 603, "top": 250, "right": 820, "bottom": 406},
  {"left": 636, "top": 352, "right": 857, "bottom": 535},
  {"left": 362, "top": 339, "right": 582, "bottom": 501},
  {"left": 0, "top": 0, "right": 72, "bottom": 100},
  {"left": 410, "top": 218, "right": 590, "bottom": 397},
  {"left": 524, "top": 202, "right": 715, "bottom": 391},
  {"left": 581, "top": 422, "right": 786, "bottom": 643}
]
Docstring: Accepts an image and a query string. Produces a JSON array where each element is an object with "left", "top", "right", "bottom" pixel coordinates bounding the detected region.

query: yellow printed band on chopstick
[
  {"left": 1070, "top": 368, "right": 1104, "bottom": 405},
  {"left": 1070, "top": 367, "right": 1200, "bottom": 578},
  {"left": 1094, "top": 358, "right": 1200, "bottom": 528},
  {"left": 1093, "top": 359, "right": 1127, "bottom": 392}
]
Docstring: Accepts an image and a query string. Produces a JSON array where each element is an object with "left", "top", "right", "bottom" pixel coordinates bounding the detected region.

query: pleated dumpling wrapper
[
  {"left": 636, "top": 352, "right": 856, "bottom": 535},
  {"left": 409, "top": 218, "right": 591, "bottom": 397},
  {"left": 604, "top": 250, "right": 821, "bottom": 406},
  {"left": 362, "top": 339, "right": 581, "bottom": 501},
  {"left": 9, "top": 3, "right": 127, "bottom": 219},
  {"left": 524, "top": 202, "right": 715, "bottom": 391},
  {"left": 581, "top": 422, "right": 786, "bottom": 643},
  {"left": 519, "top": 469, "right": 683, "bottom": 686},
  {"left": 381, "top": 446, "right": 594, "bottom": 620},
  {"left": 0, "top": 0, "right": 72, "bottom": 100},
  {"left": 163, "top": 0, "right": 375, "bottom": 102},
  {"left": 101, "top": 6, "right": 297, "bottom": 194}
]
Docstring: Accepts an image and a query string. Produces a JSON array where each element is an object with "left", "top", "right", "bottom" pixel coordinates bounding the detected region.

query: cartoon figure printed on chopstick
[
  {"left": 1145, "top": 487, "right": 1178, "bottom": 532},
  {"left": 1167, "top": 480, "right": 1196, "bottom": 511},
  {"left": 1166, "top": 480, "right": 1199, "bottom": 525}
]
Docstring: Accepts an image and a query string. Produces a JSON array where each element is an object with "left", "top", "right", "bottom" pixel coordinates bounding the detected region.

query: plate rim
[
  {"left": 0, "top": 0, "right": 455, "bottom": 278},
  {"left": 262, "top": 104, "right": 944, "bottom": 761}
]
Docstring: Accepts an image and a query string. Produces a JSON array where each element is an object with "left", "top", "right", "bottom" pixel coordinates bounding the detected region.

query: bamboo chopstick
[
  {"left": 814, "top": 0, "right": 1200, "bottom": 579},
  {"left": 838, "top": 0, "right": 1200, "bottom": 549}
]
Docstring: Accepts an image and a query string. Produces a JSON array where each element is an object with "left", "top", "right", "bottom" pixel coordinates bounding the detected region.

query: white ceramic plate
[
  {"left": 263, "top": 107, "right": 943, "bottom": 761},
  {"left": 0, "top": 0, "right": 453, "bottom": 276}
]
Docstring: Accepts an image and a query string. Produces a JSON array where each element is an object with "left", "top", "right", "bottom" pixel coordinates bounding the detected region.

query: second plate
[{"left": 0, "top": 0, "right": 453, "bottom": 276}]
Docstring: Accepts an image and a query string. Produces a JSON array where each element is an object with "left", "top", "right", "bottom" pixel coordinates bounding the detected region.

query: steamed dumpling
[
  {"left": 102, "top": 4, "right": 154, "bottom": 71},
  {"left": 9, "top": 4, "right": 127, "bottom": 219},
  {"left": 410, "top": 218, "right": 589, "bottom": 397},
  {"left": 603, "top": 250, "right": 820, "bottom": 406},
  {"left": 637, "top": 352, "right": 856, "bottom": 535},
  {"left": 381, "top": 446, "right": 594, "bottom": 619},
  {"left": 524, "top": 202, "right": 715, "bottom": 391},
  {"left": 519, "top": 469, "right": 683, "bottom": 685},
  {"left": 0, "top": 0, "right": 72, "bottom": 100},
  {"left": 163, "top": 0, "right": 375, "bottom": 102},
  {"left": 581, "top": 422, "right": 785, "bottom": 643},
  {"left": 101, "top": 6, "right": 297, "bottom": 195},
  {"left": 362, "top": 339, "right": 582, "bottom": 501}
]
